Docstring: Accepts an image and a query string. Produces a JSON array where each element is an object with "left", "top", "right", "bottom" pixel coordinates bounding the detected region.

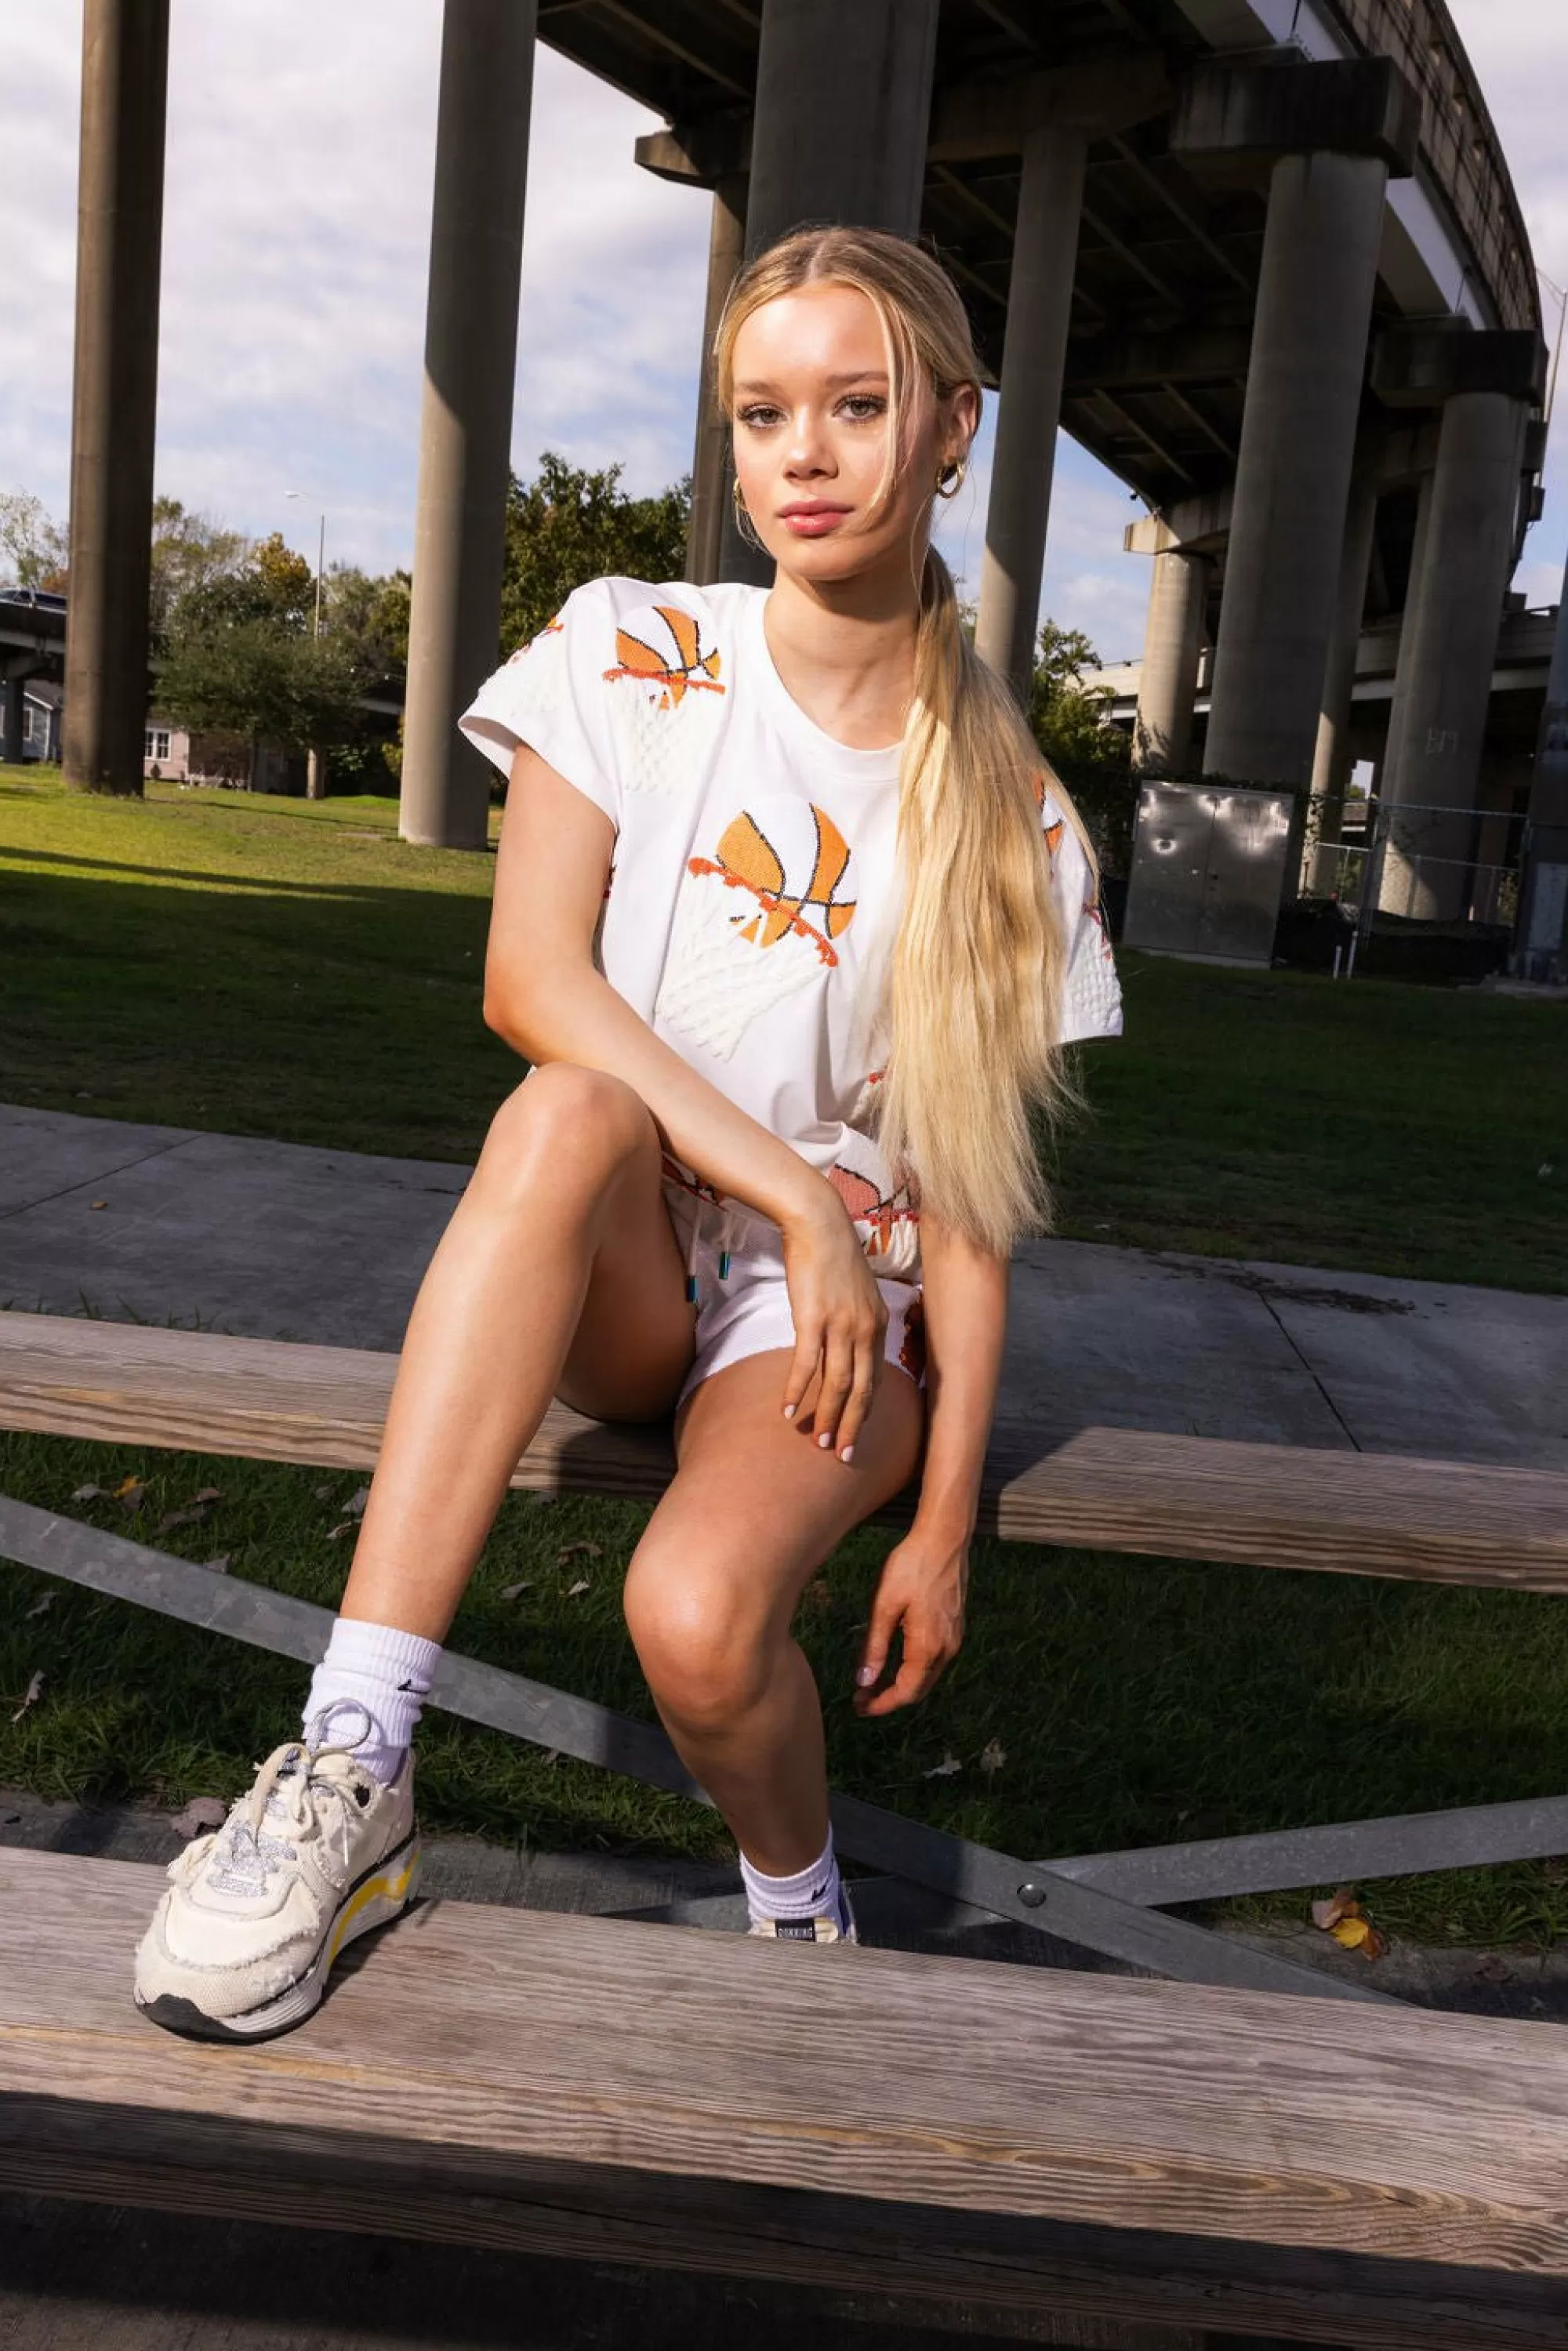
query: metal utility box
[{"left": 1122, "top": 782, "right": 1295, "bottom": 964}]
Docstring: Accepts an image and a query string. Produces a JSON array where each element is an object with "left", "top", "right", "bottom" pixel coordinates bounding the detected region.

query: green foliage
[
  {"left": 148, "top": 497, "right": 249, "bottom": 644},
  {"left": 1029, "top": 618, "right": 1134, "bottom": 873},
  {"left": 0, "top": 489, "right": 67, "bottom": 590},
  {"left": 499, "top": 452, "right": 691, "bottom": 657},
  {"left": 323, "top": 564, "right": 411, "bottom": 678}
]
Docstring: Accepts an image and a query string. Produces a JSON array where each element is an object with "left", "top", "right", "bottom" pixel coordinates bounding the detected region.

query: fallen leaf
[
  {"left": 26, "top": 1592, "right": 54, "bottom": 1619},
  {"left": 1310, "top": 1886, "right": 1360, "bottom": 1932},
  {"left": 114, "top": 1475, "right": 146, "bottom": 1513},
  {"left": 10, "top": 1670, "right": 44, "bottom": 1725},
  {"left": 344, "top": 1486, "right": 371, "bottom": 1518},
  {"left": 313, "top": 1483, "right": 334, "bottom": 1500},
  {"left": 201, "top": 1555, "right": 231, "bottom": 1576},
  {"left": 499, "top": 1580, "right": 533, "bottom": 1601},
  {"left": 978, "top": 1738, "right": 1007, "bottom": 1777},
  {"left": 89, "top": 1200, "right": 107, "bottom": 1211},
  {"left": 557, "top": 1541, "right": 602, "bottom": 1565},
  {"left": 1329, "top": 1914, "right": 1373, "bottom": 1950},
  {"left": 531, "top": 1492, "right": 557, "bottom": 1507},
  {"left": 188, "top": 1487, "right": 223, "bottom": 1507},
  {"left": 70, "top": 1483, "right": 107, "bottom": 1503},
  {"left": 325, "top": 1522, "right": 356, "bottom": 1542},
  {"left": 565, "top": 1578, "right": 591, "bottom": 1598},
  {"left": 800, "top": 1576, "right": 833, "bottom": 1614},
  {"left": 924, "top": 1753, "right": 963, "bottom": 1778},
  {"left": 169, "top": 1796, "right": 227, "bottom": 1841},
  {"left": 155, "top": 1506, "right": 210, "bottom": 1534},
  {"left": 540, "top": 1748, "right": 561, "bottom": 1768}
]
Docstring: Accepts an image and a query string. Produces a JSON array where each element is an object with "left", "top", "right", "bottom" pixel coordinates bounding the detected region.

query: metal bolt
[{"left": 1017, "top": 1881, "right": 1047, "bottom": 1909}]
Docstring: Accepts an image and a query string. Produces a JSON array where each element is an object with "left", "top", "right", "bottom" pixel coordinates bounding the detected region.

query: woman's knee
[
  {"left": 476, "top": 1064, "right": 655, "bottom": 1205},
  {"left": 623, "top": 1548, "right": 777, "bottom": 1731}
]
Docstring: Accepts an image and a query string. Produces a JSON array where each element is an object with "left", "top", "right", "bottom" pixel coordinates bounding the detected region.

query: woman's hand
[
  {"left": 852, "top": 1525, "right": 969, "bottom": 1717},
  {"left": 777, "top": 1185, "right": 888, "bottom": 1462}
]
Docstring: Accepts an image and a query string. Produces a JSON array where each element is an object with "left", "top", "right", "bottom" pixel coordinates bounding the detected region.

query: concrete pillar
[
  {"left": 1131, "top": 549, "right": 1209, "bottom": 780},
  {"left": 1377, "top": 390, "right": 1530, "bottom": 920},
  {"left": 1514, "top": 555, "right": 1568, "bottom": 979},
  {"left": 2, "top": 676, "right": 24, "bottom": 766},
  {"left": 685, "top": 173, "right": 747, "bottom": 589},
  {"left": 62, "top": 0, "right": 169, "bottom": 798},
  {"left": 400, "top": 0, "right": 537, "bottom": 850},
  {"left": 745, "top": 0, "right": 938, "bottom": 256},
  {"left": 1304, "top": 452, "right": 1381, "bottom": 894},
  {"left": 974, "top": 123, "right": 1088, "bottom": 702},
  {"left": 1201, "top": 151, "right": 1388, "bottom": 789},
  {"left": 719, "top": 0, "right": 940, "bottom": 584}
]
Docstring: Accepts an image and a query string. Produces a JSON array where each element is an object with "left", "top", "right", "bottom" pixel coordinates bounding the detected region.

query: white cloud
[{"left": 0, "top": 0, "right": 1560, "bottom": 626}]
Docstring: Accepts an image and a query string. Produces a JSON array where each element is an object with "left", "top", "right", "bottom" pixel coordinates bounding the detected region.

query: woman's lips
[{"left": 778, "top": 504, "right": 851, "bottom": 537}]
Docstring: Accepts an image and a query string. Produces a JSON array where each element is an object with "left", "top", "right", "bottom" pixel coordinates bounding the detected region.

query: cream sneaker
[
  {"left": 133, "top": 1712, "right": 419, "bottom": 2042},
  {"left": 747, "top": 1888, "right": 859, "bottom": 1944}
]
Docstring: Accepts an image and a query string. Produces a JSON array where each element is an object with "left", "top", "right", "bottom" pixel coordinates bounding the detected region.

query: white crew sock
[
  {"left": 740, "top": 1830, "right": 850, "bottom": 1934},
  {"left": 302, "top": 1617, "right": 441, "bottom": 1785}
]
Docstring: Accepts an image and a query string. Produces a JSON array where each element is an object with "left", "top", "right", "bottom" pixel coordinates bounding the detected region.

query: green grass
[
  {"left": 6, "top": 1427, "right": 1568, "bottom": 1946},
  {"left": 3, "top": 765, "right": 1564, "bottom": 1289}
]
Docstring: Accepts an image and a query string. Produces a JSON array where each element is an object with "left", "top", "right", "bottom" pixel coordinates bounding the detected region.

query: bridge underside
[{"left": 56, "top": 0, "right": 1557, "bottom": 957}]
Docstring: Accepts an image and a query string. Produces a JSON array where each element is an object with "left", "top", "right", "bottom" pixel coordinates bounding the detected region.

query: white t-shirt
[{"left": 460, "top": 577, "right": 1121, "bottom": 1283}]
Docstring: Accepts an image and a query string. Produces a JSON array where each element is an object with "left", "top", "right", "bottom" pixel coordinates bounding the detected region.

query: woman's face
[{"left": 729, "top": 282, "right": 975, "bottom": 586}]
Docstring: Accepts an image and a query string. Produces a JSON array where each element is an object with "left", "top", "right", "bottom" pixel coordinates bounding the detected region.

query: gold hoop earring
[
  {"left": 935, "top": 457, "right": 967, "bottom": 500},
  {"left": 731, "top": 474, "right": 765, "bottom": 550}
]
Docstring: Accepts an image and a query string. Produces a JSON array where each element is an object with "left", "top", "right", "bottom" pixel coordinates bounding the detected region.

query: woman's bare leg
[
  {"left": 623, "top": 1350, "right": 924, "bottom": 1874},
  {"left": 339, "top": 1063, "right": 695, "bottom": 1641}
]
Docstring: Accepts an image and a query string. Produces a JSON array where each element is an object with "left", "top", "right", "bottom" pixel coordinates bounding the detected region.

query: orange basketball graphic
[
  {"left": 603, "top": 602, "right": 724, "bottom": 709},
  {"left": 827, "top": 1161, "right": 917, "bottom": 1258},
  {"left": 655, "top": 797, "right": 858, "bottom": 1061}
]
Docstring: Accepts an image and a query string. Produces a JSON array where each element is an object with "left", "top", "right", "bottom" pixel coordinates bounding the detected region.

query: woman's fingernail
[
  {"left": 818, "top": 1431, "right": 832, "bottom": 1449},
  {"left": 856, "top": 1665, "right": 876, "bottom": 1686},
  {"left": 782, "top": 1403, "right": 796, "bottom": 1420},
  {"left": 840, "top": 1444, "right": 855, "bottom": 1464}
]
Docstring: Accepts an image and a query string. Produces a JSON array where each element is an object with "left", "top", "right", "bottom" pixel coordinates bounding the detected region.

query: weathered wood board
[
  {"left": 4, "top": 1850, "right": 1568, "bottom": 2348},
  {"left": 4, "top": 1309, "right": 1568, "bottom": 1588}
]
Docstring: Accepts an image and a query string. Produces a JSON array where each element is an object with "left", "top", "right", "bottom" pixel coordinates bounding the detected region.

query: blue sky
[{"left": 2, "top": 1, "right": 1563, "bottom": 664}]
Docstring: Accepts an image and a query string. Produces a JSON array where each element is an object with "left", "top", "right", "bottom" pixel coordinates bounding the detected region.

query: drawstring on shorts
[{"left": 683, "top": 1198, "right": 736, "bottom": 1304}]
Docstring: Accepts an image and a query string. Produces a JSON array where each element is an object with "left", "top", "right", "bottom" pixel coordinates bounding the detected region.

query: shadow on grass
[{"left": 0, "top": 862, "right": 515, "bottom": 1163}]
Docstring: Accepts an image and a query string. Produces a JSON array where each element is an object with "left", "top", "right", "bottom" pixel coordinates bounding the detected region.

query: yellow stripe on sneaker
[{"left": 326, "top": 1847, "right": 417, "bottom": 1967}]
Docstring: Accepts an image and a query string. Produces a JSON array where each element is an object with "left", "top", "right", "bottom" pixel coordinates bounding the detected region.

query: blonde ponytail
[{"left": 715, "top": 228, "right": 1095, "bottom": 1255}]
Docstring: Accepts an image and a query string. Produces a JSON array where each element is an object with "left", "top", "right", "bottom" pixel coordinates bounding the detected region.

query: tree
[
  {"left": 0, "top": 490, "right": 67, "bottom": 591},
  {"left": 322, "top": 563, "right": 411, "bottom": 677},
  {"left": 1029, "top": 619, "right": 1135, "bottom": 873},
  {"left": 156, "top": 532, "right": 371, "bottom": 787},
  {"left": 499, "top": 452, "right": 690, "bottom": 655},
  {"left": 148, "top": 497, "right": 249, "bottom": 643}
]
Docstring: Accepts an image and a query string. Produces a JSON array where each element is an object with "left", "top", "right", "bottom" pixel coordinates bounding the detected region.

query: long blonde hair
[{"left": 714, "top": 226, "right": 1091, "bottom": 1256}]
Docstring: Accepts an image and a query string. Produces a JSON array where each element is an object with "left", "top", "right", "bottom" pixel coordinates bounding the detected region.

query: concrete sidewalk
[{"left": 2, "top": 1102, "right": 1564, "bottom": 1469}]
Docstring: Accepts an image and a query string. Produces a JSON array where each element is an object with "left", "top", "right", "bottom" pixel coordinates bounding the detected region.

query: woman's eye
[
  {"left": 738, "top": 404, "right": 782, "bottom": 429},
  {"left": 839, "top": 395, "right": 887, "bottom": 421}
]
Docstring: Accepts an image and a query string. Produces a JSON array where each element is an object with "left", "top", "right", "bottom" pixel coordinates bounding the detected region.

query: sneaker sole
[{"left": 135, "top": 1832, "right": 421, "bottom": 2044}]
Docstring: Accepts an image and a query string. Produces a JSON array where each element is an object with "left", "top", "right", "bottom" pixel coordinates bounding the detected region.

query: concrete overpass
[{"left": 61, "top": 1, "right": 1548, "bottom": 918}]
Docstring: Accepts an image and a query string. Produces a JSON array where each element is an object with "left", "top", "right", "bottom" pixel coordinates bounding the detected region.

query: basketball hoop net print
[
  {"left": 655, "top": 797, "right": 858, "bottom": 1060},
  {"left": 601, "top": 600, "right": 726, "bottom": 796}
]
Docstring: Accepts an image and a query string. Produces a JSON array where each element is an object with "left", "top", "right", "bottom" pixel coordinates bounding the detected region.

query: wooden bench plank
[
  {"left": 4, "top": 1309, "right": 1568, "bottom": 1588},
  {"left": 4, "top": 1849, "right": 1568, "bottom": 2349}
]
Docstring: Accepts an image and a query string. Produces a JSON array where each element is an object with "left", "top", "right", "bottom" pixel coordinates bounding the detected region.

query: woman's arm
[
  {"left": 487, "top": 742, "right": 889, "bottom": 1454},
  {"left": 853, "top": 1212, "right": 1008, "bottom": 1717}
]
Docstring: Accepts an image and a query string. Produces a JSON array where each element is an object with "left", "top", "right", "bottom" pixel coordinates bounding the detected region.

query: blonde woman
[{"left": 133, "top": 227, "right": 1121, "bottom": 2041}]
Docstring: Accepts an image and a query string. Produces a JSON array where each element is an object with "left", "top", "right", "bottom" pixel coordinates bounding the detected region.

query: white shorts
[{"left": 661, "top": 1177, "right": 927, "bottom": 1415}]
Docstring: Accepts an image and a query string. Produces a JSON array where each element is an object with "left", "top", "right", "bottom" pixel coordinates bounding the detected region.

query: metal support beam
[{"left": 0, "top": 1495, "right": 1388, "bottom": 2006}]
